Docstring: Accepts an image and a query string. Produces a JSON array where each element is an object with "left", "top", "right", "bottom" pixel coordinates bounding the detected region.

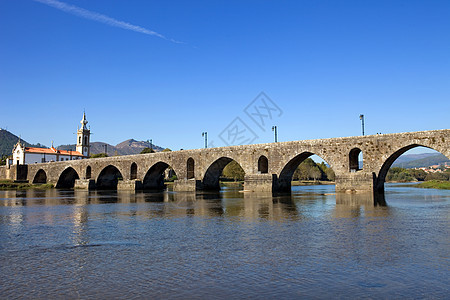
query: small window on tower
[{"left": 79, "top": 137, "right": 81, "bottom": 144}]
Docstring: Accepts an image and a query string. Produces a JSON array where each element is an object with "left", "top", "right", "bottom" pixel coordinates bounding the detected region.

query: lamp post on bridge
[
  {"left": 202, "top": 132, "right": 208, "bottom": 148},
  {"left": 359, "top": 114, "right": 365, "bottom": 136},
  {"left": 272, "top": 126, "right": 278, "bottom": 143}
]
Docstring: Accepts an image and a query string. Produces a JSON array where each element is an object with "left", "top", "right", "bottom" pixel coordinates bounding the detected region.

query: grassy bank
[
  {"left": 414, "top": 180, "right": 450, "bottom": 190},
  {"left": 0, "top": 180, "right": 54, "bottom": 190}
]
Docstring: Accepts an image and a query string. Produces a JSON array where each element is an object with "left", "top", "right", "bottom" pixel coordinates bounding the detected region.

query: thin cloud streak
[{"left": 33, "top": 0, "right": 183, "bottom": 43}]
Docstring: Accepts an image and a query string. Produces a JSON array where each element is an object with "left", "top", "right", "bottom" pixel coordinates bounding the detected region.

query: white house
[
  {"left": 11, "top": 144, "right": 84, "bottom": 165},
  {"left": 10, "top": 113, "right": 91, "bottom": 165}
]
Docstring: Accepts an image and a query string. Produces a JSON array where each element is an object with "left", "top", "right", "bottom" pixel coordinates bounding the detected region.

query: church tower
[{"left": 76, "top": 112, "right": 90, "bottom": 157}]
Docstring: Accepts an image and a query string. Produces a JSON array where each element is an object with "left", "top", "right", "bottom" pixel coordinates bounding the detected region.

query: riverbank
[
  {"left": 414, "top": 180, "right": 450, "bottom": 190},
  {"left": 0, "top": 180, "right": 54, "bottom": 190},
  {"left": 388, "top": 180, "right": 450, "bottom": 190}
]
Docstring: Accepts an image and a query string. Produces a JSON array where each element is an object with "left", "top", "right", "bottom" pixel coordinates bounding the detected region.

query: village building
[{"left": 10, "top": 113, "right": 90, "bottom": 165}]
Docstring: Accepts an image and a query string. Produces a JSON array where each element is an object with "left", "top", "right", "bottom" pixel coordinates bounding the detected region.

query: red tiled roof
[{"left": 24, "top": 147, "right": 84, "bottom": 156}]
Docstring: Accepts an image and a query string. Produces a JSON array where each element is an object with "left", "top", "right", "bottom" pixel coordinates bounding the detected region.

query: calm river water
[{"left": 1, "top": 184, "right": 449, "bottom": 299}]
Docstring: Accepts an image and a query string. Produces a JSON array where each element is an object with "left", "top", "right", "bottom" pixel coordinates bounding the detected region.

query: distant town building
[{"left": 10, "top": 113, "right": 90, "bottom": 165}]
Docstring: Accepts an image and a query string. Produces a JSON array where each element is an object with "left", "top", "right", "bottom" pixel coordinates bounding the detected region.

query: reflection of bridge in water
[
  {"left": 1, "top": 129, "right": 448, "bottom": 205},
  {"left": 0, "top": 189, "right": 388, "bottom": 220}
]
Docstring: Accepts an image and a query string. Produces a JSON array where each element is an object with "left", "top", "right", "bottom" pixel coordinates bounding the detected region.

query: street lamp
[
  {"left": 202, "top": 132, "right": 208, "bottom": 148},
  {"left": 359, "top": 114, "right": 365, "bottom": 136},
  {"left": 272, "top": 126, "right": 278, "bottom": 143},
  {"left": 104, "top": 144, "right": 107, "bottom": 155}
]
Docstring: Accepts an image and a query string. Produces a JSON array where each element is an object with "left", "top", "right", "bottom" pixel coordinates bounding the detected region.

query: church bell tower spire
[{"left": 76, "top": 111, "right": 90, "bottom": 157}]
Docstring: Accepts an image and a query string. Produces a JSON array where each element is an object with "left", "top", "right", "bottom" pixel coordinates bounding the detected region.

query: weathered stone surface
[
  {"left": 173, "top": 179, "right": 198, "bottom": 192},
  {"left": 244, "top": 174, "right": 274, "bottom": 192},
  {"left": 74, "top": 179, "right": 96, "bottom": 190},
  {"left": 0, "top": 129, "right": 448, "bottom": 199},
  {"left": 117, "top": 179, "right": 143, "bottom": 191}
]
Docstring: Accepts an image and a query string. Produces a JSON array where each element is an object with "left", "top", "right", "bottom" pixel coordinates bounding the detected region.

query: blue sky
[{"left": 0, "top": 0, "right": 449, "bottom": 152}]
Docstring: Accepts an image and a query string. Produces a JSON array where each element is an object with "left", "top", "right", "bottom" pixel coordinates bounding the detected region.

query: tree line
[
  {"left": 387, "top": 167, "right": 450, "bottom": 182},
  {"left": 221, "top": 158, "right": 336, "bottom": 182}
]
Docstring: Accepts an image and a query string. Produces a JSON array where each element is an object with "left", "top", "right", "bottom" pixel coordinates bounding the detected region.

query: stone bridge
[{"left": 1, "top": 130, "right": 448, "bottom": 198}]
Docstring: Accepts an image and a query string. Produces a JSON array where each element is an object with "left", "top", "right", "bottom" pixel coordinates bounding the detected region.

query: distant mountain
[
  {"left": 58, "top": 139, "right": 164, "bottom": 156},
  {"left": 393, "top": 153, "right": 449, "bottom": 168},
  {"left": 392, "top": 153, "right": 438, "bottom": 165},
  {"left": 0, "top": 129, "right": 46, "bottom": 157}
]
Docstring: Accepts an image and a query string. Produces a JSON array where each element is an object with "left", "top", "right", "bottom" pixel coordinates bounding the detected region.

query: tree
[
  {"left": 0, "top": 155, "right": 8, "bottom": 166},
  {"left": 140, "top": 147, "right": 155, "bottom": 154},
  {"left": 309, "top": 167, "right": 320, "bottom": 181},
  {"left": 162, "top": 148, "right": 172, "bottom": 152},
  {"left": 222, "top": 161, "right": 245, "bottom": 181}
]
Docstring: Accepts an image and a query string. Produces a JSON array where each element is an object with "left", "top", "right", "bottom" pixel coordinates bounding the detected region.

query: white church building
[{"left": 10, "top": 113, "right": 91, "bottom": 165}]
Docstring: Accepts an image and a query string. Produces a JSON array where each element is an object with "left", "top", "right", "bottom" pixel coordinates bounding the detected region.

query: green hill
[
  {"left": 0, "top": 129, "right": 45, "bottom": 157},
  {"left": 393, "top": 153, "right": 449, "bottom": 168}
]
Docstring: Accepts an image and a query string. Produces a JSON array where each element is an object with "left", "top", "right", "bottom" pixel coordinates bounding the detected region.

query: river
[{"left": 1, "top": 183, "right": 449, "bottom": 299}]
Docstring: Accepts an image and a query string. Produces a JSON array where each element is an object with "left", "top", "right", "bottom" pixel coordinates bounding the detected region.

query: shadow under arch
[
  {"left": 97, "top": 165, "right": 123, "bottom": 190},
  {"left": 202, "top": 157, "right": 244, "bottom": 190},
  {"left": 349, "top": 147, "right": 363, "bottom": 171},
  {"left": 375, "top": 144, "right": 449, "bottom": 193},
  {"left": 130, "top": 162, "right": 138, "bottom": 180},
  {"left": 56, "top": 167, "right": 80, "bottom": 188},
  {"left": 33, "top": 169, "right": 47, "bottom": 184},
  {"left": 187, "top": 157, "right": 195, "bottom": 179},
  {"left": 143, "top": 162, "right": 177, "bottom": 190},
  {"left": 258, "top": 155, "right": 268, "bottom": 174},
  {"left": 86, "top": 166, "right": 92, "bottom": 179},
  {"left": 275, "top": 152, "right": 335, "bottom": 193}
]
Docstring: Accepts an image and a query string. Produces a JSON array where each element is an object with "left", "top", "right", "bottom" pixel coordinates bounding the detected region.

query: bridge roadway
[{"left": 1, "top": 129, "right": 448, "bottom": 203}]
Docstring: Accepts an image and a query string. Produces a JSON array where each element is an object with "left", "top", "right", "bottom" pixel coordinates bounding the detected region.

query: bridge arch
[
  {"left": 375, "top": 144, "right": 449, "bottom": 192},
  {"left": 258, "top": 155, "right": 268, "bottom": 174},
  {"left": 143, "top": 161, "right": 177, "bottom": 190},
  {"left": 33, "top": 169, "right": 47, "bottom": 184},
  {"left": 86, "top": 166, "right": 92, "bottom": 179},
  {"left": 97, "top": 165, "right": 123, "bottom": 190},
  {"left": 130, "top": 162, "right": 138, "bottom": 180},
  {"left": 202, "top": 157, "right": 245, "bottom": 190},
  {"left": 187, "top": 157, "right": 195, "bottom": 179},
  {"left": 56, "top": 167, "right": 80, "bottom": 188},
  {"left": 349, "top": 148, "right": 363, "bottom": 171},
  {"left": 276, "top": 152, "right": 335, "bottom": 193}
]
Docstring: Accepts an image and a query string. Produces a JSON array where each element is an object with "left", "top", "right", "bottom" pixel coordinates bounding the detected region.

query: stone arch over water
[
  {"left": 143, "top": 162, "right": 177, "bottom": 190},
  {"left": 33, "top": 169, "right": 47, "bottom": 184},
  {"left": 56, "top": 167, "right": 80, "bottom": 188},
  {"left": 375, "top": 144, "right": 449, "bottom": 193},
  {"left": 276, "top": 152, "right": 335, "bottom": 193},
  {"left": 97, "top": 165, "right": 123, "bottom": 190},
  {"left": 202, "top": 157, "right": 245, "bottom": 190}
]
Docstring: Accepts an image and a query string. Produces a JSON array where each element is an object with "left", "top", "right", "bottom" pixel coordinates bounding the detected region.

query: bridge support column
[
  {"left": 244, "top": 174, "right": 275, "bottom": 193},
  {"left": 117, "top": 179, "right": 143, "bottom": 191},
  {"left": 74, "top": 179, "right": 95, "bottom": 190},
  {"left": 173, "top": 179, "right": 200, "bottom": 192},
  {"left": 75, "top": 179, "right": 96, "bottom": 190},
  {"left": 335, "top": 172, "right": 375, "bottom": 194}
]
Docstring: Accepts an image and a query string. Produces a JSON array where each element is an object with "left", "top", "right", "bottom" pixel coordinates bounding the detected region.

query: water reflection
[
  {"left": 1, "top": 184, "right": 449, "bottom": 299},
  {"left": 0, "top": 188, "right": 395, "bottom": 221}
]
